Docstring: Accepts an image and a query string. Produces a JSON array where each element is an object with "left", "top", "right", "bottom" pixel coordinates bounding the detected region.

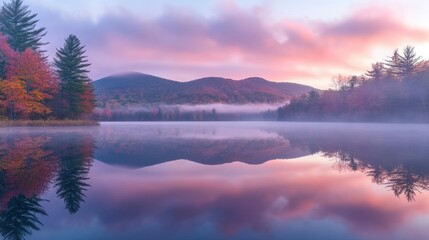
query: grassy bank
[{"left": 0, "top": 120, "right": 100, "bottom": 127}]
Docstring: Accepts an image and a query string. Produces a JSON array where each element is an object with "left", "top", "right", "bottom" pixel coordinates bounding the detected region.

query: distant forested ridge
[
  {"left": 0, "top": 0, "right": 95, "bottom": 121},
  {"left": 93, "top": 73, "right": 315, "bottom": 106},
  {"left": 92, "top": 73, "right": 314, "bottom": 121},
  {"left": 279, "top": 46, "right": 429, "bottom": 122}
]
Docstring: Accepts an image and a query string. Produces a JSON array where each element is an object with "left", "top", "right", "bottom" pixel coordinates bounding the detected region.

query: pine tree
[
  {"left": 385, "top": 46, "right": 422, "bottom": 81},
  {"left": 55, "top": 153, "right": 91, "bottom": 214},
  {"left": 366, "top": 62, "right": 384, "bottom": 81},
  {"left": 0, "top": 195, "right": 47, "bottom": 240},
  {"left": 385, "top": 49, "right": 401, "bottom": 79},
  {"left": 54, "top": 35, "right": 94, "bottom": 119},
  {"left": 0, "top": 0, "right": 47, "bottom": 52},
  {"left": 397, "top": 46, "right": 422, "bottom": 81}
]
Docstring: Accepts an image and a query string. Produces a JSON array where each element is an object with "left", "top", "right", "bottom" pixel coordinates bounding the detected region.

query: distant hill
[{"left": 93, "top": 72, "right": 316, "bottom": 106}]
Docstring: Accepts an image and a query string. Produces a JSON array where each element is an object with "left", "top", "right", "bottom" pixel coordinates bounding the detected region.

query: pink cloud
[{"left": 37, "top": 4, "right": 429, "bottom": 88}]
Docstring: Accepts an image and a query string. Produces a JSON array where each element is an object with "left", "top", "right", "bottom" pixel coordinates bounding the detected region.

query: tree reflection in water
[
  {"left": 0, "top": 195, "right": 47, "bottom": 240},
  {"left": 386, "top": 167, "right": 429, "bottom": 202},
  {"left": 54, "top": 136, "right": 94, "bottom": 214},
  {"left": 276, "top": 124, "right": 429, "bottom": 202},
  {"left": 0, "top": 133, "right": 95, "bottom": 240},
  {"left": 94, "top": 123, "right": 429, "bottom": 202},
  {"left": 331, "top": 153, "right": 429, "bottom": 202},
  {"left": 0, "top": 123, "right": 429, "bottom": 239}
]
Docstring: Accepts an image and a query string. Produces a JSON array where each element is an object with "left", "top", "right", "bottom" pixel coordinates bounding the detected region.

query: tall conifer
[
  {"left": 0, "top": 0, "right": 46, "bottom": 52},
  {"left": 54, "top": 35, "right": 94, "bottom": 119}
]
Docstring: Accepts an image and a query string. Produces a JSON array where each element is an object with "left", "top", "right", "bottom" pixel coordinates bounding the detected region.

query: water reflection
[
  {"left": 271, "top": 123, "right": 429, "bottom": 202},
  {"left": 95, "top": 123, "right": 429, "bottom": 201},
  {"left": 0, "top": 195, "right": 47, "bottom": 240},
  {"left": 94, "top": 124, "right": 309, "bottom": 167},
  {"left": 53, "top": 136, "right": 94, "bottom": 214},
  {"left": 0, "top": 123, "right": 429, "bottom": 239},
  {"left": 0, "top": 131, "right": 95, "bottom": 240}
]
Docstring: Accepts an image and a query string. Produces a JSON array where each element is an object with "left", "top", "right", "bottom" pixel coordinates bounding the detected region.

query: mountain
[
  {"left": 95, "top": 137, "right": 309, "bottom": 168},
  {"left": 93, "top": 72, "right": 316, "bottom": 106},
  {"left": 91, "top": 123, "right": 310, "bottom": 168}
]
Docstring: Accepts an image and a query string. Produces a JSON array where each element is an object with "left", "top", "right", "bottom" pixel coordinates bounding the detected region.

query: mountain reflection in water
[{"left": 0, "top": 122, "right": 428, "bottom": 240}]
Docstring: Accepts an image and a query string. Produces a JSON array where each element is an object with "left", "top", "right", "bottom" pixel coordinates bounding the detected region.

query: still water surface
[{"left": 1, "top": 122, "right": 429, "bottom": 240}]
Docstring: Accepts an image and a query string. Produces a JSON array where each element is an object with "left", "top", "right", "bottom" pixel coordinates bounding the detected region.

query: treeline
[
  {"left": 0, "top": 0, "right": 95, "bottom": 120},
  {"left": 93, "top": 107, "right": 278, "bottom": 121},
  {"left": 279, "top": 46, "right": 429, "bottom": 122}
]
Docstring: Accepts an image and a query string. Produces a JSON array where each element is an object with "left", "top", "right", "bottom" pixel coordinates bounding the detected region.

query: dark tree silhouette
[
  {"left": 0, "top": 0, "right": 46, "bottom": 52},
  {"left": 396, "top": 46, "right": 423, "bottom": 81},
  {"left": 54, "top": 138, "right": 93, "bottom": 214},
  {"left": 0, "top": 195, "right": 47, "bottom": 240},
  {"left": 0, "top": 132, "right": 96, "bottom": 238},
  {"left": 54, "top": 34, "right": 94, "bottom": 119},
  {"left": 366, "top": 165, "right": 386, "bottom": 184},
  {"left": 386, "top": 167, "right": 429, "bottom": 202},
  {"left": 385, "top": 49, "right": 401, "bottom": 78},
  {"left": 55, "top": 157, "right": 91, "bottom": 214},
  {"left": 278, "top": 45, "right": 429, "bottom": 122},
  {"left": 279, "top": 126, "right": 429, "bottom": 202},
  {"left": 0, "top": 171, "right": 6, "bottom": 199},
  {"left": 366, "top": 62, "right": 385, "bottom": 81}
]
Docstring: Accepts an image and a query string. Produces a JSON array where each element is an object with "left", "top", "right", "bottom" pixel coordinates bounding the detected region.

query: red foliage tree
[{"left": 0, "top": 33, "right": 58, "bottom": 119}]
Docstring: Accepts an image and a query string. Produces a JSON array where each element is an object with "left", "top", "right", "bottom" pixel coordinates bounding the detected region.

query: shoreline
[{"left": 0, "top": 120, "right": 100, "bottom": 127}]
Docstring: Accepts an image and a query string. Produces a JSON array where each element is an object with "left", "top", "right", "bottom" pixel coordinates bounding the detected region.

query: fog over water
[
  {"left": 1, "top": 122, "right": 429, "bottom": 240},
  {"left": 93, "top": 104, "right": 284, "bottom": 121},
  {"left": 109, "top": 104, "right": 284, "bottom": 114}
]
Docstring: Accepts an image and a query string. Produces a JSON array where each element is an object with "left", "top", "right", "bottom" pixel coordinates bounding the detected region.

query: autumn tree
[
  {"left": 0, "top": 34, "right": 14, "bottom": 80},
  {"left": 54, "top": 35, "right": 94, "bottom": 119},
  {"left": 0, "top": 1, "right": 55, "bottom": 120},
  {"left": 0, "top": 34, "right": 57, "bottom": 119},
  {"left": 0, "top": 0, "right": 46, "bottom": 53},
  {"left": 0, "top": 135, "right": 55, "bottom": 240}
]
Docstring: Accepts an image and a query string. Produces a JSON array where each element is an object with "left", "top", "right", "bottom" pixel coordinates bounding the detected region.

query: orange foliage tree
[{"left": 0, "top": 34, "right": 58, "bottom": 119}]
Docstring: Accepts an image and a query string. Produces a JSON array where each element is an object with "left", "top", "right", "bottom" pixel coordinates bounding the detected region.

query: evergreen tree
[
  {"left": 54, "top": 136, "right": 93, "bottom": 214},
  {"left": 55, "top": 158, "right": 91, "bottom": 214},
  {"left": 385, "top": 46, "right": 422, "bottom": 81},
  {"left": 366, "top": 62, "right": 385, "bottom": 81},
  {"left": 55, "top": 148, "right": 91, "bottom": 214},
  {"left": 385, "top": 49, "right": 401, "bottom": 78},
  {"left": 54, "top": 35, "right": 94, "bottom": 119},
  {"left": 0, "top": 0, "right": 47, "bottom": 52},
  {"left": 0, "top": 195, "right": 47, "bottom": 240},
  {"left": 386, "top": 167, "right": 429, "bottom": 202},
  {"left": 397, "top": 46, "right": 422, "bottom": 81}
]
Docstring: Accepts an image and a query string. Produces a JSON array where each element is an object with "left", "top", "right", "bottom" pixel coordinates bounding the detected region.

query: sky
[{"left": 23, "top": 0, "right": 429, "bottom": 89}]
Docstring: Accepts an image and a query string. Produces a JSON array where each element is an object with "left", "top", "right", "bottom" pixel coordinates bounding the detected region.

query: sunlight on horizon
[{"left": 19, "top": 0, "right": 429, "bottom": 89}]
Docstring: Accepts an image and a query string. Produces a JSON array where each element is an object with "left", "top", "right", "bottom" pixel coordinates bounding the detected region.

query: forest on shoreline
[
  {"left": 0, "top": 0, "right": 95, "bottom": 122},
  {"left": 278, "top": 46, "right": 429, "bottom": 122},
  {"left": 2, "top": 1, "right": 429, "bottom": 124}
]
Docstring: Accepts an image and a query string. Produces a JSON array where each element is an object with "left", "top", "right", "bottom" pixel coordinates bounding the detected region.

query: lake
[{"left": 1, "top": 122, "right": 429, "bottom": 240}]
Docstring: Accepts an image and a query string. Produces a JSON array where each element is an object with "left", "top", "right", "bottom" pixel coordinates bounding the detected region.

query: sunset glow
[
  {"left": 23, "top": 0, "right": 429, "bottom": 89},
  {"left": 2, "top": 1, "right": 429, "bottom": 239}
]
